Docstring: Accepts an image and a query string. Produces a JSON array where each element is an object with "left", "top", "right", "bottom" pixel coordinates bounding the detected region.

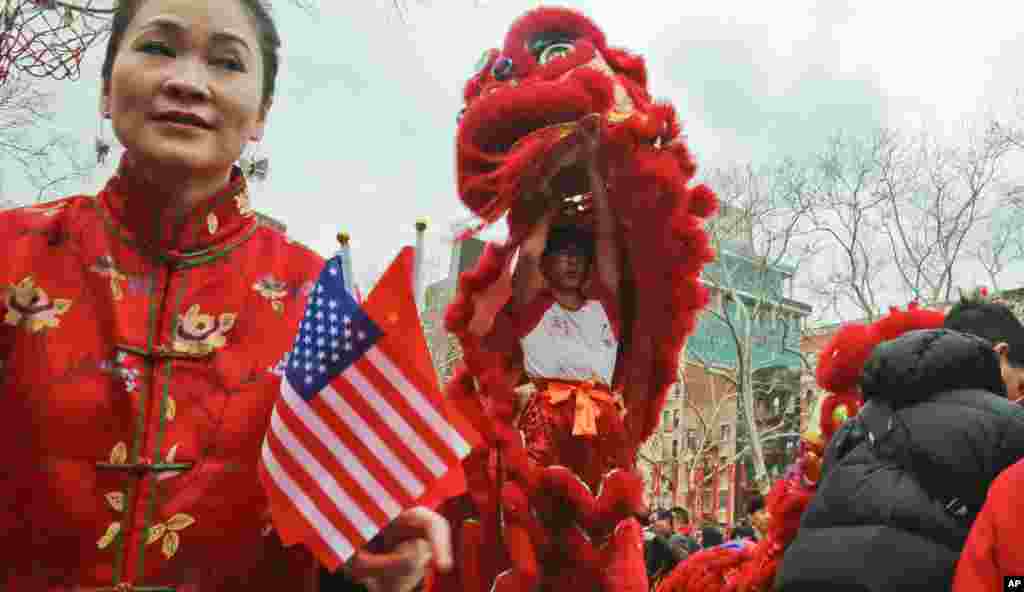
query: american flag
[{"left": 259, "top": 247, "right": 478, "bottom": 571}]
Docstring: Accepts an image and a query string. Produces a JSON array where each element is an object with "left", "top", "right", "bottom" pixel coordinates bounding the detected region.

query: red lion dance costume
[
  {"left": 429, "top": 7, "right": 718, "bottom": 592},
  {"left": 654, "top": 303, "right": 945, "bottom": 592}
]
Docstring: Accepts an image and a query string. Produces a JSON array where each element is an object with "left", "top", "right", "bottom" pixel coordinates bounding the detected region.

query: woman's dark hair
[{"left": 100, "top": 0, "right": 281, "bottom": 110}]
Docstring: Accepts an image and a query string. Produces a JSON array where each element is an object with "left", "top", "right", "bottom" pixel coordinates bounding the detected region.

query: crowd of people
[{"left": 643, "top": 499, "right": 768, "bottom": 588}]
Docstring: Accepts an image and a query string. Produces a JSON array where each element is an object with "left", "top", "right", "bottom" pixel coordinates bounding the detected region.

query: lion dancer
[
  {"left": 440, "top": 113, "right": 651, "bottom": 592},
  {"left": 429, "top": 6, "right": 719, "bottom": 592},
  {"left": 512, "top": 125, "right": 628, "bottom": 489},
  {"left": 499, "top": 126, "right": 640, "bottom": 592}
]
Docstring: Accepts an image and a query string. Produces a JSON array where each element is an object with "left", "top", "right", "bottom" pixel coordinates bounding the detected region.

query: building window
[
  {"left": 687, "top": 429, "right": 697, "bottom": 450},
  {"left": 720, "top": 423, "right": 730, "bottom": 442},
  {"left": 673, "top": 409, "right": 680, "bottom": 429},
  {"left": 672, "top": 439, "right": 678, "bottom": 458}
]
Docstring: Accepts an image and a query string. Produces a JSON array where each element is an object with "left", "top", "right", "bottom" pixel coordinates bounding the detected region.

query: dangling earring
[
  {"left": 95, "top": 111, "right": 112, "bottom": 166},
  {"left": 239, "top": 140, "right": 269, "bottom": 181}
]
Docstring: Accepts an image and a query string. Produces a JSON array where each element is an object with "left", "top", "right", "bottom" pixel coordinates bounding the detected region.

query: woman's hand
[{"left": 344, "top": 507, "right": 453, "bottom": 592}]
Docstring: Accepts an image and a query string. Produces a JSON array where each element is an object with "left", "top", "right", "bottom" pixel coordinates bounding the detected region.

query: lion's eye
[{"left": 538, "top": 43, "right": 574, "bottom": 65}]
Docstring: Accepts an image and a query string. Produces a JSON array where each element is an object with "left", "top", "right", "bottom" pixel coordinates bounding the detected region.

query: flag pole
[
  {"left": 336, "top": 231, "right": 355, "bottom": 297},
  {"left": 414, "top": 217, "right": 428, "bottom": 312}
]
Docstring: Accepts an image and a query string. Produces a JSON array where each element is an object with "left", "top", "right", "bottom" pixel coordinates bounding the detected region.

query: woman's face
[{"left": 103, "top": 0, "right": 267, "bottom": 176}]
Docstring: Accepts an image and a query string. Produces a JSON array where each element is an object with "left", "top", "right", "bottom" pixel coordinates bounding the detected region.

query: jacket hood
[{"left": 861, "top": 328, "right": 1006, "bottom": 405}]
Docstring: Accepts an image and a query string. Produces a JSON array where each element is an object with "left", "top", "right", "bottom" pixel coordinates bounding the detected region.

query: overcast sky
[{"left": 5, "top": 0, "right": 1024, "bottom": 318}]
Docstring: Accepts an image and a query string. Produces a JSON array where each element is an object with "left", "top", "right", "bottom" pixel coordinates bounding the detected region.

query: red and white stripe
[{"left": 260, "top": 344, "right": 471, "bottom": 566}]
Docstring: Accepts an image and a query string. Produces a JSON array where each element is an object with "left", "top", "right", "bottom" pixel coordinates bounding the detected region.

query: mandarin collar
[{"left": 97, "top": 157, "right": 258, "bottom": 264}]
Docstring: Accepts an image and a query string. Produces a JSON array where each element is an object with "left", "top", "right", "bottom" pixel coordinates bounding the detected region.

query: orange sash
[{"left": 541, "top": 379, "right": 624, "bottom": 436}]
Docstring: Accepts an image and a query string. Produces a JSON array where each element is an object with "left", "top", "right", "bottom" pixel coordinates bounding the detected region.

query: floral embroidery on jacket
[
  {"left": 98, "top": 442, "right": 129, "bottom": 551},
  {"left": 89, "top": 255, "right": 129, "bottom": 300},
  {"left": 3, "top": 275, "right": 72, "bottom": 333},
  {"left": 146, "top": 512, "right": 197, "bottom": 559},
  {"left": 253, "top": 275, "right": 288, "bottom": 313},
  {"left": 173, "top": 304, "right": 236, "bottom": 355}
]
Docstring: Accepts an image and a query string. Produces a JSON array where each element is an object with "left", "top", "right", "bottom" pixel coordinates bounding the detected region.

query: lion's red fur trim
[
  {"left": 656, "top": 545, "right": 751, "bottom": 592},
  {"left": 818, "top": 390, "right": 862, "bottom": 443},
  {"left": 457, "top": 68, "right": 617, "bottom": 225},
  {"left": 815, "top": 303, "right": 946, "bottom": 397},
  {"left": 872, "top": 301, "right": 946, "bottom": 343},
  {"left": 502, "top": 7, "right": 608, "bottom": 73},
  {"left": 814, "top": 322, "right": 874, "bottom": 395}
]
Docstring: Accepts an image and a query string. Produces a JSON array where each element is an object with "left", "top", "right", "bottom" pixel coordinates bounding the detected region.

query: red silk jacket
[
  {"left": 954, "top": 458, "right": 1024, "bottom": 591},
  {"left": 0, "top": 161, "right": 323, "bottom": 591}
]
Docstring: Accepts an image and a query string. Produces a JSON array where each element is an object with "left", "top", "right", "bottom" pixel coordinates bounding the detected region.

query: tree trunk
[{"left": 738, "top": 323, "right": 769, "bottom": 488}]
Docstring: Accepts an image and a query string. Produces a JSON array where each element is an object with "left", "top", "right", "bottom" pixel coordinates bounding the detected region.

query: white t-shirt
[{"left": 521, "top": 299, "right": 619, "bottom": 385}]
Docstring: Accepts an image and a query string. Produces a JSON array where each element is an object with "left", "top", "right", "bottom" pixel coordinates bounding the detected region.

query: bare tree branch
[
  {"left": 797, "top": 130, "right": 897, "bottom": 321},
  {"left": 877, "top": 124, "right": 1015, "bottom": 303},
  {"left": 689, "top": 161, "right": 812, "bottom": 489},
  {"left": 0, "top": 74, "right": 89, "bottom": 202}
]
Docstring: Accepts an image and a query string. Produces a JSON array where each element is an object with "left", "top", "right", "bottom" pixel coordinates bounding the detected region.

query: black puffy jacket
[{"left": 778, "top": 329, "right": 1024, "bottom": 592}]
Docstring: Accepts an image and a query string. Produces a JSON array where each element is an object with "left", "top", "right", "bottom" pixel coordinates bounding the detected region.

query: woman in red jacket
[{"left": 0, "top": 0, "right": 450, "bottom": 590}]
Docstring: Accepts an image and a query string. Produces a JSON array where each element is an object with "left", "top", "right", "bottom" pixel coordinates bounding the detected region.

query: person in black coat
[
  {"left": 778, "top": 298, "right": 1024, "bottom": 592},
  {"left": 700, "top": 525, "right": 724, "bottom": 549},
  {"left": 645, "top": 510, "right": 679, "bottom": 583}
]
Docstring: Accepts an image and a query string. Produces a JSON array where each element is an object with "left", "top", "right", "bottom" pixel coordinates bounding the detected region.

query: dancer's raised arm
[
  {"left": 511, "top": 204, "right": 556, "bottom": 308},
  {"left": 582, "top": 129, "right": 620, "bottom": 297}
]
